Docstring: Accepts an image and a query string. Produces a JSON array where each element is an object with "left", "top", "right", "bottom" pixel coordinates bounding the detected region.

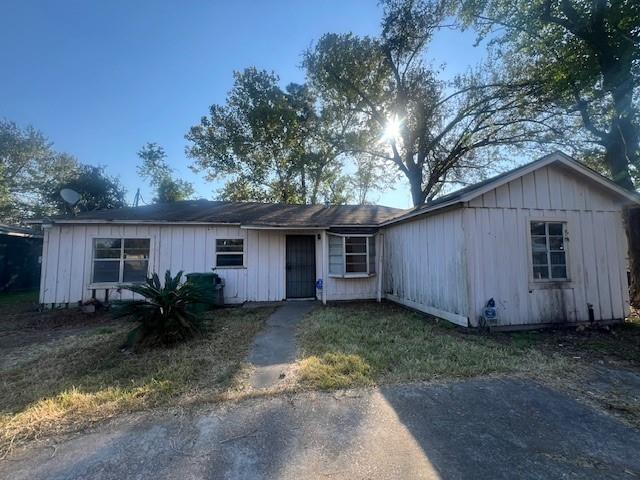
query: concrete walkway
[
  {"left": 247, "top": 301, "right": 315, "bottom": 389},
  {"left": 3, "top": 379, "right": 640, "bottom": 480}
]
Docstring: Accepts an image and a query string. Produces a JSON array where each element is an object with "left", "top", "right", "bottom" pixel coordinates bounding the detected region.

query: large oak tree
[{"left": 304, "top": 0, "right": 555, "bottom": 206}]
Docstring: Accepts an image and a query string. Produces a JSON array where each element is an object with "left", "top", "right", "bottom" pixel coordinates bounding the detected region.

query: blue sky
[{"left": 1, "top": 0, "right": 485, "bottom": 208}]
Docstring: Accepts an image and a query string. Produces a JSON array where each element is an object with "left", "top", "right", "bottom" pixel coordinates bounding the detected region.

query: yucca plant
[{"left": 114, "top": 270, "right": 206, "bottom": 348}]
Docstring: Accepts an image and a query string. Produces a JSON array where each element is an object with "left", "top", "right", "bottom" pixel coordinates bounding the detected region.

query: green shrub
[{"left": 114, "top": 270, "right": 205, "bottom": 348}]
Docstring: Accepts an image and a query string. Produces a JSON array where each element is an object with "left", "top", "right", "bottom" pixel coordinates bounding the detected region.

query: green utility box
[{"left": 186, "top": 272, "right": 224, "bottom": 312}]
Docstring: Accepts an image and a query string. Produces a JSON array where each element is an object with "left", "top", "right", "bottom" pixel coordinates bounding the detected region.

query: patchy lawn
[
  {"left": 296, "top": 302, "right": 640, "bottom": 426},
  {"left": 296, "top": 302, "right": 569, "bottom": 389},
  {"left": 0, "top": 305, "right": 272, "bottom": 458}
]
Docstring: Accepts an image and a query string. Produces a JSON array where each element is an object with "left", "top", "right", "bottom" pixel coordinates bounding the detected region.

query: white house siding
[
  {"left": 381, "top": 208, "right": 469, "bottom": 326},
  {"left": 39, "top": 224, "right": 327, "bottom": 305},
  {"left": 464, "top": 163, "right": 630, "bottom": 326}
]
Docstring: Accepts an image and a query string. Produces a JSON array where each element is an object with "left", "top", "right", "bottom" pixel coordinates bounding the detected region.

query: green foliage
[
  {"left": 0, "top": 120, "right": 78, "bottom": 223},
  {"left": 304, "top": 1, "right": 551, "bottom": 206},
  {"left": 186, "top": 68, "right": 355, "bottom": 204},
  {"left": 137, "top": 143, "right": 194, "bottom": 203},
  {"left": 44, "top": 164, "right": 126, "bottom": 214},
  {"left": 113, "top": 270, "right": 206, "bottom": 348},
  {"left": 456, "top": 0, "right": 640, "bottom": 188}
]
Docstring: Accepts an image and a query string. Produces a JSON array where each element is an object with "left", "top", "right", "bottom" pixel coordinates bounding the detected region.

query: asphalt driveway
[{"left": 2, "top": 378, "right": 639, "bottom": 480}]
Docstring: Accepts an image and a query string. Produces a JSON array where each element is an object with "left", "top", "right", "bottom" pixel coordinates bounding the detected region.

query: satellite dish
[{"left": 60, "top": 188, "right": 81, "bottom": 206}]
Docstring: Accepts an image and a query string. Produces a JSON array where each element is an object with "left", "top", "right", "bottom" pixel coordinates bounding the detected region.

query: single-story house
[
  {"left": 0, "top": 224, "right": 43, "bottom": 292},
  {"left": 32, "top": 151, "right": 640, "bottom": 329}
]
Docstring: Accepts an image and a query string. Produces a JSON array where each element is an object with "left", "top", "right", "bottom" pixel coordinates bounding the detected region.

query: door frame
[{"left": 285, "top": 234, "right": 317, "bottom": 299}]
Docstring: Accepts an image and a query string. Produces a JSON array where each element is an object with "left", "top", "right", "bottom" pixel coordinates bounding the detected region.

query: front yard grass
[
  {"left": 296, "top": 302, "right": 571, "bottom": 389},
  {"left": 296, "top": 302, "right": 640, "bottom": 427},
  {"left": 0, "top": 306, "right": 272, "bottom": 458}
]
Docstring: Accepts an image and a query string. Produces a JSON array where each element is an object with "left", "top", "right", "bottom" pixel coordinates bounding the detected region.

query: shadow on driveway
[{"left": 2, "top": 378, "right": 639, "bottom": 479}]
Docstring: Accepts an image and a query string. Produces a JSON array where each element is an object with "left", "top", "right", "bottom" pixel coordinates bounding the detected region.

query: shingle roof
[{"left": 44, "top": 200, "right": 406, "bottom": 227}]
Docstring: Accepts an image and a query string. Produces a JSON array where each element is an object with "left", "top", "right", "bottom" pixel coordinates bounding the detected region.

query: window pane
[
  {"left": 550, "top": 251, "right": 566, "bottom": 265},
  {"left": 329, "top": 235, "right": 344, "bottom": 274},
  {"left": 94, "top": 238, "right": 121, "bottom": 259},
  {"left": 549, "top": 237, "right": 564, "bottom": 250},
  {"left": 548, "top": 223, "right": 563, "bottom": 236},
  {"left": 345, "top": 237, "right": 367, "bottom": 253},
  {"left": 533, "top": 265, "right": 549, "bottom": 279},
  {"left": 346, "top": 255, "right": 367, "bottom": 273},
  {"left": 368, "top": 237, "right": 376, "bottom": 274},
  {"left": 329, "top": 258, "right": 343, "bottom": 275},
  {"left": 531, "top": 237, "right": 547, "bottom": 252},
  {"left": 123, "top": 260, "right": 148, "bottom": 282},
  {"left": 124, "top": 238, "right": 150, "bottom": 260},
  {"left": 551, "top": 265, "right": 567, "bottom": 279},
  {"left": 532, "top": 252, "right": 548, "bottom": 265},
  {"left": 530, "top": 222, "right": 546, "bottom": 235},
  {"left": 216, "top": 254, "right": 243, "bottom": 267},
  {"left": 93, "top": 260, "right": 120, "bottom": 283},
  {"left": 95, "top": 238, "right": 121, "bottom": 249},
  {"left": 216, "top": 239, "right": 243, "bottom": 252}
]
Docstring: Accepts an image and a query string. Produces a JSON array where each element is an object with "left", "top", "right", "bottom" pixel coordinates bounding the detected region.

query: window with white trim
[
  {"left": 92, "top": 238, "right": 150, "bottom": 283},
  {"left": 216, "top": 239, "right": 244, "bottom": 267},
  {"left": 530, "top": 221, "right": 567, "bottom": 280},
  {"left": 328, "top": 234, "right": 375, "bottom": 276}
]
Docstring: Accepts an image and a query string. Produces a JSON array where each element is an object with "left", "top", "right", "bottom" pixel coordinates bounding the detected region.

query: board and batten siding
[
  {"left": 464, "top": 163, "right": 630, "bottom": 326},
  {"left": 382, "top": 208, "right": 470, "bottom": 326},
  {"left": 39, "top": 225, "right": 326, "bottom": 305}
]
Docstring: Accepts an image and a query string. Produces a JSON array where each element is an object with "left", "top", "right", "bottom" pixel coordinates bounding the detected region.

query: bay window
[{"left": 328, "top": 234, "right": 376, "bottom": 277}]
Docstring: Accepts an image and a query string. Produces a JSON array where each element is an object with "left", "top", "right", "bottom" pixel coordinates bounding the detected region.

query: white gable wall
[{"left": 464, "top": 163, "right": 630, "bottom": 326}]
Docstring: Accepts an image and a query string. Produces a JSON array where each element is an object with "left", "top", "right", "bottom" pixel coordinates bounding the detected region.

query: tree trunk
[
  {"left": 605, "top": 127, "right": 640, "bottom": 307},
  {"left": 625, "top": 208, "right": 640, "bottom": 307},
  {"left": 408, "top": 167, "right": 426, "bottom": 207}
]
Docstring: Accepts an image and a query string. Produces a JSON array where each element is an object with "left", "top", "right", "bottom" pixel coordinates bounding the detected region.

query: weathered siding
[
  {"left": 39, "top": 225, "right": 326, "bottom": 305},
  {"left": 382, "top": 208, "right": 469, "bottom": 325},
  {"left": 464, "top": 164, "right": 629, "bottom": 326}
]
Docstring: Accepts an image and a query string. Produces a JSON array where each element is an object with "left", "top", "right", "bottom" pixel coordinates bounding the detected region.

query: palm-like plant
[{"left": 114, "top": 270, "right": 206, "bottom": 348}]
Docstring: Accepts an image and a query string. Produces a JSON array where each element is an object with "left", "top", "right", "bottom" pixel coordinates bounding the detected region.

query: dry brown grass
[{"left": 0, "top": 306, "right": 272, "bottom": 457}]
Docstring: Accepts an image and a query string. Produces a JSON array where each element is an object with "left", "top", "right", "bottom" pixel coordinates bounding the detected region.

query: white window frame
[
  {"left": 328, "top": 233, "right": 376, "bottom": 278},
  {"left": 215, "top": 238, "right": 245, "bottom": 269},
  {"left": 527, "top": 219, "right": 571, "bottom": 285},
  {"left": 90, "top": 237, "right": 151, "bottom": 286}
]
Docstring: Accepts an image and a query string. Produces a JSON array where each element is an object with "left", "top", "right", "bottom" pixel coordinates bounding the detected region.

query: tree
[
  {"left": 0, "top": 120, "right": 77, "bottom": 223},
  {"left": 304, "top": 0, "right": 559, "bottom": 206},
  {"left": 137, "top": 143, "right": 194, "bottom": 203},
  {"left": 186, "top": 68, "right": 355, "bottom": 204},
  {"left": 457, "top": 0, "right": 639, "bottom": 189},
  {"left": 44, "top": 164, "right": 126, "bottom": 214},
  {"left": 456, "top": 0, "right": 640, "bottom": 303},
  {"left": 350, "top": 154, "right": 398, "bottom": 204}
]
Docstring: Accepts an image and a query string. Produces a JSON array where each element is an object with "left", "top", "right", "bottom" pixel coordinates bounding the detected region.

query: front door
[{"left": 286, "top": 235, "right": 316, "bottom": 299}]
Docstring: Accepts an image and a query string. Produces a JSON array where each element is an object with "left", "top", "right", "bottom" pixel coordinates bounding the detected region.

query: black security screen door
[{"left": 286, "top": 235, "right": 316, "bottom": 299}]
